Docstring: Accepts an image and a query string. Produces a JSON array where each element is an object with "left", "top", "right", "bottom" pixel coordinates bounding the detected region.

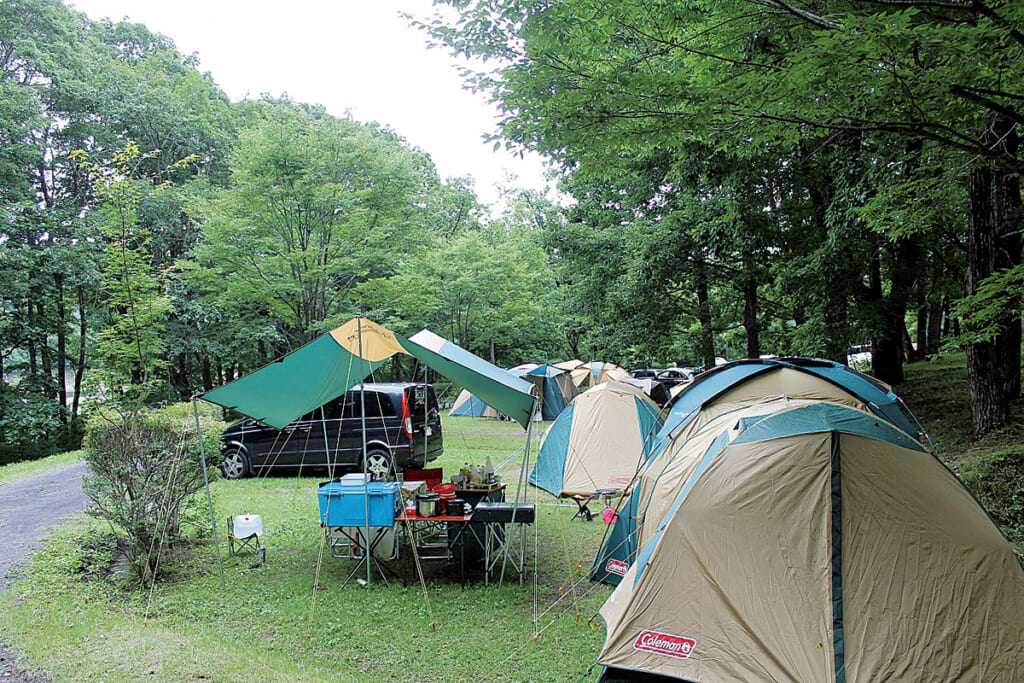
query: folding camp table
[
  {"left": 331, "top": 526, "right": 401, "bottom": 588},
  {"left": 473, "top": 502, "right": 536, "bottom": 585},
  {"left": 395, "top": 511, "right": 477, "bottom": 585}
]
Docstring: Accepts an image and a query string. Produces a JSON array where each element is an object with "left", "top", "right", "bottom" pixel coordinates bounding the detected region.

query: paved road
[{"left": 0, "top": 460, "right": 89, "bottom": 681}]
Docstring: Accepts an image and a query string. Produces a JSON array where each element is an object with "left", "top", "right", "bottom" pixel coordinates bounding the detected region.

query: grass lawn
[
  {"left": 2, "top": 352, "right": 1020, "bottom": 680},
  {"left": 0, "top": 449, "right": 83, "bottom": 486},
  {"left": 0, "top": 414, "right": 613, "bottom": 682}
]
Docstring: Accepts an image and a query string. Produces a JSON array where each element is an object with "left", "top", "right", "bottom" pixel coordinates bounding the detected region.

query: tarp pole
[
  {"left": 423, "top": 364, "right": 429, "bottom": 459},
  {"left": 500, "top": 411, "right": 533, "bottom": 587},
  {"left": 358, "top": 315, "right": 371, "bottom": 588},
  {"left": 192, "top": 395, "right": 225, "bottom": 590},
  {"left": 320, "top": 405, "right": 333, "bottom": 476}
]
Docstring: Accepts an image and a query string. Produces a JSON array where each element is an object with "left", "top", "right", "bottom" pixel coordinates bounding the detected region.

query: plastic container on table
[{"left": 317, "top": 481, "right": 401, "bottom": 527}]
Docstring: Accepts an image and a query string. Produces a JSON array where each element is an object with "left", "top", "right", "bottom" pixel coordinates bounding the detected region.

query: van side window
[
  {"left": 363, "top": 392, "right": 395, "bottom": 418},
  {"left": 341, "top": 392, "right": 396, "bottom": 419},
  {"left": 323, "top": 397, "right": 345, "bottom": 420}
]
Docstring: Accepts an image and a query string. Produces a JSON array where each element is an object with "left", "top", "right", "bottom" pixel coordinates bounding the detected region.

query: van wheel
[
  {"left": 221, "top": 449, "right": 250, "bottom": 480},
  {"left": 365, "top": 449, "right": 393, "bottom": 481}
]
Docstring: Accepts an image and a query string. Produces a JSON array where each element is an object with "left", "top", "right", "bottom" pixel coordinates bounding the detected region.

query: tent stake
[{"left": 193, "top": 395, "right": 225, "bottom": 590}]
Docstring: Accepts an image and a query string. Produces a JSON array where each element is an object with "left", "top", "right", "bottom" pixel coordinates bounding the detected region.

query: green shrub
[{"left": 82, "top": 402, "right": 224, "bottom": 586}]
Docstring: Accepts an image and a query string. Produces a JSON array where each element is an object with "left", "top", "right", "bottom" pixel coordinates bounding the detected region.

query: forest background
[{"left": 2, "top": 0, "right": 1022, "bottom": 464}]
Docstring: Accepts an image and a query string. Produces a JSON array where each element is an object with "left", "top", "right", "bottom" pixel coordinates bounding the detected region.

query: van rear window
[{"left": 408, "top": 385, "right": 436, "bottom": 417}]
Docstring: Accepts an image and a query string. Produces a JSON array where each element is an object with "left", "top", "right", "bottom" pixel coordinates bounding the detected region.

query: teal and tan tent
[
  {"left": 596, "top": 401, "right": 1024, "bottom": 681},
  {"left": 593, "top": 357, "right": 924, "bottom": 585},
  {"left": 449, "top": 389, "right": 501, "bottom": 418},
  {"left": 201, "top": 317, "right": 536, "bottom": 429},
  {"left": 450, "top": 362, "right": 576, "bottom": 421},
  {"left": 528, "top": 382, "right": 663, "bottom": 497},
  {"left": 570, "top": 361, "right": 631, "bottom": 389}
]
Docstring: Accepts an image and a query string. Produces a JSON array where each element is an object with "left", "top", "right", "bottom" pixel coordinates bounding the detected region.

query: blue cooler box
[{"left": 318, "top": 481, "right": 401, "bottom": 527}]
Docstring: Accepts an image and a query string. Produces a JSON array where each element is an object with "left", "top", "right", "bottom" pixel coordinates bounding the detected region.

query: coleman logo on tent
[
  {"left": 605, "top": 558, "right": 630, "bottom": 576},
  {"left": 633, "top": 630, "right": 696, "bottom": 660}
]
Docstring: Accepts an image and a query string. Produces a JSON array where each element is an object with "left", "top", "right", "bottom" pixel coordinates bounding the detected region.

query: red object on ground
[{"left": 602, "top": 507, "right": 618, "bottom": 524}]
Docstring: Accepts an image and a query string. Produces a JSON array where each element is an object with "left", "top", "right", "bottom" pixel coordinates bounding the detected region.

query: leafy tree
[
  {"left": 426, "top": 0, "right": 1023, "bottom": 433},
  {"left": 357, "top": 211, "right": 566, "bottom": 365},
  {"left": 191, "top": 99, "right": 442, "bottom": 352}
]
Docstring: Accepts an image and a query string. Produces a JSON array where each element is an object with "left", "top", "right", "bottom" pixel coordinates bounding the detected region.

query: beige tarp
[
  {"left": 328, "top": 317, "right": 409, "bottom": 362},
  {"left": 553, "top": 359, "right": 584, "bottom": 372},
  {"left": 598, "top": 429, "right": 1024, "bottom": 680}
]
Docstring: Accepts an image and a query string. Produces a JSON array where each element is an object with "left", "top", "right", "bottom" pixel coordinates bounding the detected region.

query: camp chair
[
  {"left": 570, "top": 494, "right": 595, "bottom": 521},
  {"left": 227, "top": 514, "right": 265, "bottom": 564}
]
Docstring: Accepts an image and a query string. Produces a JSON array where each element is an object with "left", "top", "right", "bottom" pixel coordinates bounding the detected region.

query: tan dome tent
[
  {"left": 529, "top": 382, "right": 664, "bottom": 497},
  {"left": 596, "top": 402, "right": 1024, "bottom": 681},
  {"left": 449, "top": 388, "right": 500, "bottom": 418},
  {"left": 508, "top": 363, "right": 578, "bottom": 420},
  {"left": 594, "top": 358, "right": 923, "bottom": 586},
  {"left": 571, "top": 361, "right": 631, "bottom": 389},
  {"left": 554, "top": 358, "right": 585, "bottom": 372}
]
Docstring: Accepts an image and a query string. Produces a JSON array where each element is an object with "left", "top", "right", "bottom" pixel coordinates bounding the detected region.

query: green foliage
[
  {"left": 356, "top": 207, "right": 566, "bottom": 363},
  {"left": 82, "top": 402, "right": 223, "bottom": 586},
  {"left": 191, "top": 99, "right": 444, "bottom": 350},
  {"left": 0, "top": 376, "right": 65, "bottom": 464},
  {"left": 953, "top": 264, "right": 1024, "bottom": 344},
  {"left": 958, "top": 450, "right": 1024, "bottom": 547},
  {"left": 2, "top": 415, "right": 609, "bottom": 680}
]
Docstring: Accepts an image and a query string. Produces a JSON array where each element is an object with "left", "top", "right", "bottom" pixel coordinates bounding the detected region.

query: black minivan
[{"left": 220, "top": 383, "right": 443, "bottom": 480}]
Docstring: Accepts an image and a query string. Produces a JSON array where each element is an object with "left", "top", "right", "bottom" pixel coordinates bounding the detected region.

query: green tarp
[{"left": 201, "top": 318, "right": 536, "bottom": 429}]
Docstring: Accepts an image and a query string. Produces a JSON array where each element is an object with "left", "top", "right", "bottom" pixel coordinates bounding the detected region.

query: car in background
[
  {"left": 655, "top": 367, "right": 695, "bottom": 387},
  {"left": 220, "top": 382, "right": 442, "bottom": 480},
  {"left": 630, "top": 368, "right": 661, "bottom": 379}
]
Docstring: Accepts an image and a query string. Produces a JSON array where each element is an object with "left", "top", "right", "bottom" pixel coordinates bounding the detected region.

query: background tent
[
  {"left": 570, "top": 361, "right": 631, "bottom": 389},
  {"left": 449, "top": 362, "right": 577, "bottom": 421},
  {"left": 594, "top": 358, "right": 925, "bottom": 585},
  {"left": 509, "top": 363, "right": 578, "bottom": 420},
  {"left": 449, "top": 389, "right": 500, "bottom": 418},
  {"left": 596, "top": 402, "right": 1024, "bottom": 681},
  {"left": 618, "top": 377, "right": 671, "bottom": 407},
  {"left": 529, "top": 382, "right": 663, "bottom": 497},
  {"left": 553, "top": 359, "right": 584, "bottom": 372},
  {"left": 202, "top": 318, "right": 536, "bottom": 428}
]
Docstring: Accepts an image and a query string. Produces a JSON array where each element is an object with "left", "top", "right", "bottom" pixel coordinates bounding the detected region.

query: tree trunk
[
  {"left": 72, "top": 285, "right": 88, "bottom": 424},
  {"left": 743, "top": 253, "right": 760, "bottom": 359},
  {"left": 27, "top": 300, "right": 37, "bottom": 375},
  {"left": 695, "top": 258, "right": 716, "bottom": 369},
  {"left": 36, "top": 301, "right": 54, "bottom": 396},
  {"left": 200, "top": 352, "right": 212, "bottom": 391},
  {"left": 965, "top": 162, "right": 1010, "bottom": 433},
  {"left": 926, "top": 298, "right": 942, "bottom": 355},
  {"left": 55, "top": 273, "right": 68, "bottom": 422},
  {"left": 993, "top": 133, "right": 1023, "bottom": 401},
  {"left": 865, "top": 235, "right": 920, "bottom": 384}
]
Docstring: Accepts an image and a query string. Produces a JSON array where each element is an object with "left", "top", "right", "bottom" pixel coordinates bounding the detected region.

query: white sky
[{"left": 68, "top": 0, "right": 553, "bottom": 209}]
